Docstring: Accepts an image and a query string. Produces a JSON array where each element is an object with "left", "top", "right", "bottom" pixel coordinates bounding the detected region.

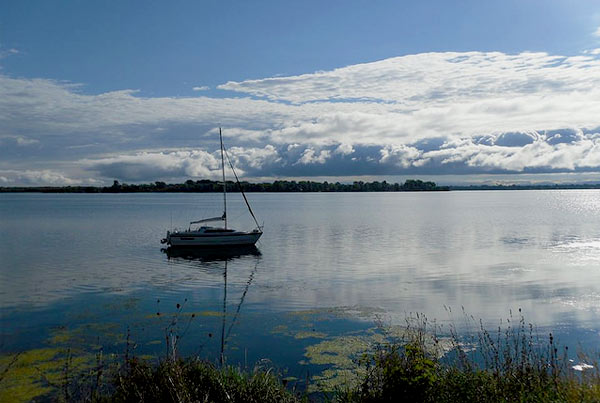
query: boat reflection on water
[
  {"left": 161, "top": 245, "right": 261, "bottom": 262},
  {"left": 162, "top": 245, "right": 261, "bottom": 364}
]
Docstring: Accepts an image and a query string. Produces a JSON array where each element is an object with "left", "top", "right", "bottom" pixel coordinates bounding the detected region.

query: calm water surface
[{"left": 2, "top": 191, "right": 600, "bottom": 380}]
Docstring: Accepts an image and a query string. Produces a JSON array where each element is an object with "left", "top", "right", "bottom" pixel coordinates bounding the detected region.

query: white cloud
[
  {"left": 0, "top": 75, "right": 297, "bottom": 136},
  {"left": 82, "top": 145, "right": 283, "bottom": 181},
  {"left": 379, "top": 144, "right": 424, "bottom": 168},
  {"left": 3, "top": 51, "right": 600, "bottom": 149},
  {"left": 2, "top": 50, "right": 600, "bottom": 181},
  {"left": 218, "top": 51, "right": 600, "bottom": 106},
  {"left": 335, "top": 143, "right": 355, "bottom": 155},
  {"left": 83, "top": 150, "right": 223, "bottom": 181},
  {"left": 296, "top": 148, "right": 331, "bottom": 165},
  {"left": 226, "top": 145, "right": 281, "bottom": 169},
  {"left": 594, "top": 26, "right": 600, "bottom": 38},
  {"left": 418, "top": 130, "right": 600, "bottom": 172},
  {"left": 192, "top": 86, "right": 209, "bottom": 91},
  {"left": 0, "top": 169, "right": 96, "bottom": 186}
]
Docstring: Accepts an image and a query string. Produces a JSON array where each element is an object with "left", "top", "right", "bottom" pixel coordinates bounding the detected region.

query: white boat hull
[{"left": 167, "top": 231, "right": 262, "bottom": 247}]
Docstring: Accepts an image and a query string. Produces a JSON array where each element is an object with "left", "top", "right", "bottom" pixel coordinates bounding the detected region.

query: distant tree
[{"left": 0, "top": 177, "right": 455, "bottom": 193}]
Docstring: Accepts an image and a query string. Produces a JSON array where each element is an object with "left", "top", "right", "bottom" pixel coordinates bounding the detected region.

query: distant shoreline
[
  {"left": 0, "top": 179, "right": 448, "bottom": 193},
  {"left": 2, "top": 179, "right": 600, "bottom": 193},
  {"left": 451, "top": 184, "right": 600, "bottom": 190}
]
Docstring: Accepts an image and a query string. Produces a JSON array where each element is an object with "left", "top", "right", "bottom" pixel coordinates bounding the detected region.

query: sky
[{"left": 2, "top": 0, "right": 600, "bottom": 186}]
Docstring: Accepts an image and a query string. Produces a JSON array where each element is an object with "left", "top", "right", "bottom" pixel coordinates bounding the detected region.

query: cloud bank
[{"left": 2, "top": 51, "right": 600, "bottom": 185}]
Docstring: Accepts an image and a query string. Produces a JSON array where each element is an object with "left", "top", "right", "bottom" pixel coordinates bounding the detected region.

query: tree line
[{"left": 0, "top": 179, "right": 449, "bottom": 193}]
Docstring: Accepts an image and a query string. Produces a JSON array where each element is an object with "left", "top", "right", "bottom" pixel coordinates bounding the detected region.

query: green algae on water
[
  {"left": 49, "top": 322, "right": 123, "bottom": 349},
  {"left": 294, "top": 331, "right": 327, "bottom": 340},
  {"left": 300, "top": 322, "right": 451, "bottom": 393},
  {"left": 0, "top": 348, "right": 94, "bottom": 403},
  {"left": 270, "top": 324, "right": 289, "bottom": 335},
  {"left": 303, "top": 334, "right": 376, "bottom": 392},
  {"left": 288, "top": 306, "right": 385, "bottom": 322}
]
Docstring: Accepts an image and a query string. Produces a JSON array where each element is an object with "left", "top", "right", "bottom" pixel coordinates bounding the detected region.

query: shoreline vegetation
[
  {"left": 0, "top": 179, "right": 600, "bottom": 193},
  {"left": 2, "top": 178, "right": 600, "bottom": 193},
  {"left": 0, "top": 179, "right": 447, "bottom": 193},
  {"left": 3, "top": 313, "right": 600, "bottom": 402}
]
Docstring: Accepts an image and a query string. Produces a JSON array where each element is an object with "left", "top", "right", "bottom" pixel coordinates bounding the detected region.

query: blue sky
[{"left": 2, "top": 1, "right": 600, "bottom": 185}]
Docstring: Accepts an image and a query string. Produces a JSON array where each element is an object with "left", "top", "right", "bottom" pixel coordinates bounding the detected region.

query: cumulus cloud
[
  {"left": 192, "top": 86, "right": 209, "bottom": 91},
  {"left": 0, "top": 169, "right": 97, "bottom": 186},
  {"left": 380, "top": 144, "right": 424, "bottom": 168},
  {"left": 2, "top": 50, "right": 600, "bottom": 184},
  {"left": 226, "top": 145, "right": 281, "bottom": 170},
  {"left": 335, "top": 143, "right": 354, "bottom": 155},
  {"left": 418, "top": 129, "right": 600, "bottom": 173},
  {"left": 296, "top": 148, "right": 331, "bottom": 165},
  {"left": 84, "top": 150, "right": 223, "bottom": 182},
  {"left": 83, "top": 145, "right": 284, "bottom": 181}
]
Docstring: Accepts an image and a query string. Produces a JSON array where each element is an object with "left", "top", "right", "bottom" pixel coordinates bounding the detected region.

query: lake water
[{"left": 2, "top": 191, "right": 600, "bottom": 390}]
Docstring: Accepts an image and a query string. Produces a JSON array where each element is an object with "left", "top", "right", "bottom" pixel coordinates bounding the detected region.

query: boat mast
[
  {"left": 223, "top": 145, "right": 262, "bottom": 231},
  {"left": 220, "top": 128, "right": 227, "bottom": 229}
]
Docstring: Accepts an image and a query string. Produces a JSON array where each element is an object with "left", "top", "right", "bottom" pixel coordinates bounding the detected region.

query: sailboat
[{"left": 161, "top": 128, "right": 263, "bottom": 247}]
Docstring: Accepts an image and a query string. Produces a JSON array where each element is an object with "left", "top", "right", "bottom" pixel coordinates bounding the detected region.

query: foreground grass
[
  {"left": 4, "top": 313, "right": 600, "bottom": 402},
  {"left": 98, "top": 334, "right": 600, "bottom": 403},
  {"left": 338, "top": 314, "right": 600, "bottom": 402},
  {"left": 0, "top": 350, "right": 303, "bottom": 402},
  {"left": 104, "top": 358, "right": 302, "bottom": 402},
  {"left": 337, "top": 342, "right": 600, "bottom": 402}
]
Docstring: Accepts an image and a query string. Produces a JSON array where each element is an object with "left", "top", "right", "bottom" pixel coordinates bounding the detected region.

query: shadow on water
[{"left": 161, "top": 245, "right": 261, "bottom": 366}]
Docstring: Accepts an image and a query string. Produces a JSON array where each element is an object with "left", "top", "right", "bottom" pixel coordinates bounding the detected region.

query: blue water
[{"left": 2, "top": 191, "right": 600, "bottom": 375}]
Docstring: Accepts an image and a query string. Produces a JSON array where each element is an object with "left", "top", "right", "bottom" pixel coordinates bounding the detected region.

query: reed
[
  {"left": 105, "top": 357, "right": 302, "bottom": 403},
  {"left": 336, "top": 311, "right": 600, "bottom": 402}
]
